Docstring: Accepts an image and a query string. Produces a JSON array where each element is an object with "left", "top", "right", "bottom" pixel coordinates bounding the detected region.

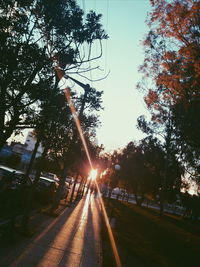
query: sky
[
  {"left": 11, "top": 0, "right": 152, "bottom": 152},
  {"left": 76, "top": 0, "right": 151, "bottom": 152}
]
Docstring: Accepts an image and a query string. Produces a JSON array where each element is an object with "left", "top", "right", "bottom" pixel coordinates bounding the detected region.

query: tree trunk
[
  {"left": 80, "top": 178, "right": 87, "bottom": 198},
  {"left": 70, "top": 173, "right": 79, "bottom": 203},
  {"left": 76, "top": 176, "right": 84, "bottom": 200},
  {"left": 135, "top": 192, "right": 144, "bottom": 206},
  {"left": 108, "top": 187, "right": 112, "bottom": 199},
  {"left": 159, "top": 190, "right": 164, "bottom": 216},
  {"left": 21, "top": 146, "right": 47, "bottom": 233},
  {"left": 25, "top": 137, "right": 41, "bottom": 176},
  {"left": 160, "top": 130, "right": 170, "bottom": 217},
  {"left": 51, "top": 166, "right": 68, "bottom": 211}
]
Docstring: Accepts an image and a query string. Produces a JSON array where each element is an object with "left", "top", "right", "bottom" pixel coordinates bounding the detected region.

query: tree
[
  {"left": 171, "top": 100, "right": 200, "bottom": 176},
  {"left": 0, "top": 0, "right": 107, "bottom": 151},
  {"left": 138, "top": 0, "right": 200, "bottom": 183},
  {"left": 21, "top": 82, "right": 103, "bottom": 226},
  {"left": 137, "top": 114, "right": 184, "bottom": 214},
  {"left": 121, "top": 142, "right": 149, "bottom": 205},
  {"left": 117, "top": 139, "right": 160, "bottom": 205},
  {"left": 46, "top": 80, "right": 104, "bottom": 210}
]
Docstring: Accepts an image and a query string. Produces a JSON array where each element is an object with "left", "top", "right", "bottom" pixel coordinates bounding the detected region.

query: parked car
[
  {"left": 112, "top": 187, "right": 128, "bottom": 198},
  {"left": 111, "top": 187, "right": 120, "bottom": 196},
  {"left": 65, "top": 176, "right": 74, "bottom": 185},
  {"left": 41, "top": 172, "right": 59, "bottom": 182},
  {"left": 0, "top": 165, "right": 33, "bottom": 218},
  {"left": 35, "top": 176, "right": 59, "bottom": 204}
]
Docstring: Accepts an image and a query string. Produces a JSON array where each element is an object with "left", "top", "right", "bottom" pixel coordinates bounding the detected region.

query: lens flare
[
  {"left": 55, "top": 67, "right": 122, "bottom": 267},
  {"left": 89, "top": 169, "right": 98, "bottom": 181}
]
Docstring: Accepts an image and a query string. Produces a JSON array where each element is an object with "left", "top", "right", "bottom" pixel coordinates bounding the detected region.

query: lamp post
[
  {"left": 64, "top": 75, "right": 90, "bottom": 116},
  {"left": 107, "top": 164, "right": 121, "bottom": 226},
  {"left": 114, "top": 164, "right": 121, "bottom": 200},
  {"left": 107, "top": 164, "right": 121, "bottom": 199}
]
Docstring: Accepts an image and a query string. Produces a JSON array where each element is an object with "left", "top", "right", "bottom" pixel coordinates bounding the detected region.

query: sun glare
[
  {"left": 89, "top": 169, "right": 98, "bottom": 181},
  {"left": 56, "top": 69, "right": 121, "bottom": 267}
]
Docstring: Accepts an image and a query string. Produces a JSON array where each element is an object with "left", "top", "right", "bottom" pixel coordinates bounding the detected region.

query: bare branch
[
  {"left": 65, "top": 40, "right": 103, "bottom": 71},
  {"left": 26, "top": 16, "right": 37, "bottom": 44},
  {"left": 77, "top": 70, "right": 110, "bottom": 82},
  {"left": 68, "top": 65, "right": 100, "bottom": 74}
]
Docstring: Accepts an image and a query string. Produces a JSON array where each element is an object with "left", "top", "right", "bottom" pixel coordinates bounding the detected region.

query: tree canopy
[
  {"left": 138, "top": 0, "right": 200, "bottom": 180},
  {"left": 0, "top": 0, "right": 107, "bottom": 150}
]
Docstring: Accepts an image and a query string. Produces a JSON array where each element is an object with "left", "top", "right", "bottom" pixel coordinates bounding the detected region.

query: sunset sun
[{"left": 89, "top": 169, "right": 98, "bottom": 181}]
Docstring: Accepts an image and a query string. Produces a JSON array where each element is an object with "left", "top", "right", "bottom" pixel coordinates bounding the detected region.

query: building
[
  {"left": 0, "top": 132, "right": 44, "bottom": 170},
  {"left": 24, "top": 131, "right": 43, "bottom": 157},
  {"left": 12, "top": 142, "right": 26, "bottom": 155}
]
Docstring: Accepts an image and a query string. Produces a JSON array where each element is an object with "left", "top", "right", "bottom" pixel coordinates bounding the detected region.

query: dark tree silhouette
[{"left": 0, "top": 0, "right": 107, "bottom": 151}]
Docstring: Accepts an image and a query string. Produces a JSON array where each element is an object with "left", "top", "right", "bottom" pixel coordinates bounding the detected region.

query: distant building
[
  {"left": 12, "top": 142, "right": 26, "bottom": 155},
  {"left": 24, "top": 131, "right": 43, "bottom": 157},
  {"left": 0, "top": 132, "right": 44, "bottom": 169}
]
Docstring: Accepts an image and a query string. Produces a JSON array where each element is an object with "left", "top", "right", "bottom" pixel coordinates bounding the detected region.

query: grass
[{"left": 101, "top": 198, "right": 200, "bottom": 267}]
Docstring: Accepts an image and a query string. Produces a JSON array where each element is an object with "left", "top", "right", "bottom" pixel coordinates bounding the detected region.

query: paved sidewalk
[{"left": 0, "top": 193, "right": 102, "bottom": 267}]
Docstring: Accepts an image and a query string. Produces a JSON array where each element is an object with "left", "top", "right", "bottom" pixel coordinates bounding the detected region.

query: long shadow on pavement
[{"left": 0, "top": 199, "right": 85, "bottom": 266}]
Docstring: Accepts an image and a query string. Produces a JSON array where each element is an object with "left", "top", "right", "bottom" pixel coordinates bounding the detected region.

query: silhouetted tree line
[
  {"left": 0, "top": 0, "right": 107, "bottom": 230},
  {"left": 101, "top": 0, "right": 199, "bottom": 217},
  {"left": 135, "top": 0, "right": 200, "bottom": 214}
]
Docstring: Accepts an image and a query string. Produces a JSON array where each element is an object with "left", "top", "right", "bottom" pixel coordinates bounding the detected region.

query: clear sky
[{"left": 76, "top": 0, "right": 151, "bottom": 152}]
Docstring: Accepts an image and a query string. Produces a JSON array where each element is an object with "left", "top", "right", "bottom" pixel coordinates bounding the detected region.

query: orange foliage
[
  {"left": 140, "top": 0, "right": 200, "bottom": 115},
  {"left": 144, "top": 90, "right": 159, "bottom": 108}
]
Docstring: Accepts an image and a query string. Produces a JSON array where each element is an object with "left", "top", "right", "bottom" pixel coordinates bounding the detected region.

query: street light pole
[
  {"left": 64, "top": 75, "right": 90, "bottom": 116},
  {"left": 64, "top": 74, "right": 90, "bottom": 91}
]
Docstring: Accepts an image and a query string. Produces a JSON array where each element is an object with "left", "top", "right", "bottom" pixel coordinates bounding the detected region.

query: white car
[
  {"left": 112, "top": 187, "right": 121, "bottom": 195},
  {"left": 112, "top": 187, "right": 128, "bottom": 198},
  {"left": 65, "top": 176, "right": 74, "bottom": 185},
  {"left": 41, "top": 172, "right": 59, "bottom": 182}
]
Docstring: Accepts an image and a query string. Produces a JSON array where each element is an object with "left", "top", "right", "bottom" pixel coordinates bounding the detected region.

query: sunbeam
[{"left": 55, "top": 66, "right": 122, "bottom": 267}]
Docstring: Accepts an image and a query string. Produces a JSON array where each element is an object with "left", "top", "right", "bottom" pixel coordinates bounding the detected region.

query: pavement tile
[
  {"left": 59, "top": 251, "right": 82, "bottom": 267},
  {"left": 36, "top": 247, "right": 64, "bottom": 267}
]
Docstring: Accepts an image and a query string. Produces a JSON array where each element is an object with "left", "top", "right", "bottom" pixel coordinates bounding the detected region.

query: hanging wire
[{"left": 104, "top": 0, "right": 109, "bottom": 74}]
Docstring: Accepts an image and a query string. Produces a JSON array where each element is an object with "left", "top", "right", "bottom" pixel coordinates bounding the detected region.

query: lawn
[{"left": 101, "top": 198, "right": 200, "bottom": 267}]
